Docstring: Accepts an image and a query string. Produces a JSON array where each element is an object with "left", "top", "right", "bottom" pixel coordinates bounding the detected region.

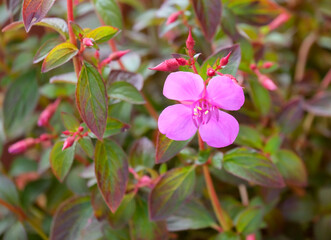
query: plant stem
[
  {"left": 198, "top": 134, "right": 232, "bottom": 231},
  {"left": 67, "top": 0, "right": 81, "bottom": 77}
]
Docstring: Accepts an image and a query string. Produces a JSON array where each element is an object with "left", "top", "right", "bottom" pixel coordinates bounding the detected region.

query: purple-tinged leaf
[
  {"left": 76, "top": 62, "right": 108, "bottom": 140},
  {"left": 50, "top": 196, "right": 93, "bottom": 240},
  {"left": 94, "top": 139, "right": 128, "bottom": 213},
  {"left": 108, "top": 70, "right": 144, "bottom": 91},
  {"left": 129, "top": 137, "right": 155, "bottom": 169},
  {"left": 149, "top": 166, "right": 196, "bottom": 221},
  {"left": 50, "top": 141, "right": 76, "bottom": 182},
  {"left": 303, "top": 91, "right": 331, "bottom": 117},
  {"left": 191, "top": 0, "right": 222, "bottom": 41},
  {"left": 22, "top": 0, "right": 56, "bottom": 32},
  {"left": 223, "top": 148, "right": 285, "bottom": 188},
  {"left": 200, "top": 44, "right": 241, "bottom": 79},
  {"left": 5, "top": 0, "right": 22, "bottom": 20},
  {"left": 277, "top": 98, "right": 304, "bottom": 134},
  {"left": 108, "top": 81, "right": 145, "bottom": 104},
  {"left": 155, "top": 132, "right": 192, "bottom": 164},
  {"left": 272, "top": 149, "right": 307, "bottom": 187}
]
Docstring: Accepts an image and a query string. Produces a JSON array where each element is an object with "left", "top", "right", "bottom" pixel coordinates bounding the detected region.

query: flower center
[{"left": 192, "top": 99, "right": 218, "bottom": 127}]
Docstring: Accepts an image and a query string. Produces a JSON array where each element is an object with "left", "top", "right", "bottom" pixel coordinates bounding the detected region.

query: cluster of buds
[
  {"left": 166, "top": 10, "right": 183, "bottom": 25},
  {"left": 206, "top": 51, "right": 232, "bottom": 77},
  {"left": 250, "top": 63, "right": 277, "bottom": 91},
  {"left": 38, "top": 99, "right": 61, "bottom": 127},
  {"left": 82, "top": 38, "right": 94, "bottom": 47},
  {"left": 148, "top": 58, "right": 189, "bottom": 72},
  {"left": 62, "top": 126, "right": 88, "bottom": 151},
  {"left": 99, "top": 50, "right": 130, "bottom": 69},
  {"left": 8, "top": 133, "right": 54, "bottom": 154},
  {"left": 129, "top": 167, "right": 154, "bottom": 194}
]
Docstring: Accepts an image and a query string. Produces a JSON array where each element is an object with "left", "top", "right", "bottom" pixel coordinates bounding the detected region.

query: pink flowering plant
[{"left": 0, "top": 0, "right": 329, "bottom": 239}]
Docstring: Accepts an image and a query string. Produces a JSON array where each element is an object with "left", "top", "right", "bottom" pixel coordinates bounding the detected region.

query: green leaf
[
  {"left": 0, "top": 175, "right": 20, "bottom": 206},
  {"left": 200, "top": 44, "right": 241, "bottom": 80},
  {"left": 235, "top": 125, "right": 264, "bottom": 149},
  {"left": 41, "top": 42, "right": 78, "bottom": 72},
  {"left": 214, "top": 231, "right": 240, "bottom": 240},
  {"left": 264, "top": 135, "right": 281, "bottom": 155},
  {"left": 70, "top": 21, "right": 84, "bottom": 39},
  {"left": 50, "top": 141, "right": 76, "bottom": 182},
  {"left": 108, "top": 81, "right": 145, "bottom": 104},
  {"left": 78, "top": 137, "right": 94, "bottom": 159},
  {"left": 93, "top": 0, "right": 123, "bottom": 29},
  {"left": 3, "top": 72, "right": 39, "bottom": 138},
  {"left": 227, "top": 0, "right": 283, "bottom": 26},
  {"left": 40, "top": 83, "right": 76, "bottom": 99},
  {"left": 61, "top": 112, "right": 80, "bottom": 131},
  {"left": 129, "top": 137, "right": 155, "bottom": 169},
  {"left": 33, "top": 38, "right": 62, "bottom": 63},
  {"left": 235, "top": 206, "right": 264, "bottom": 234},
  {"left": 155, "top": 132, "right": 192, "bottom": 164},
  {"left": 50, "top": 196, "right": 93, "bottom": 240},
  {"left": 85, "top": 26, "right": 118, "bottom": 44},
  {"left": 76, "top": 62, "right": 108, "bottom": 140},
  {"left": 191, "top": 0, "right": 222, "bottom": 41},
  {"left": 166, "top": 199, "right": 216, "bottom": 231},
  {"left": 107, "top": 70, "right": 144, "bottom": 91},
  {"left": 149, "top": 166, "right": 196, "bottom": 220},
  {"left": 223, "top": 148, "right": 285, "bottom": 188},
  {"left": 196, "top": 149, "right": 211, "bottom": 165},
  {"left": 249, "top": 78, "right": 271, "bottom": 116},
  {"left": 95, "top": 139, "right": 128, "bottom": 212},
  {"left": 104, "top": 117, "right": 130, "bottom": 138},
  {"left": 272, "top": 149, "right": 307, "bottom": 187},
  {"left": 3, "top": 221, "right": 27, "bottom": 240}
]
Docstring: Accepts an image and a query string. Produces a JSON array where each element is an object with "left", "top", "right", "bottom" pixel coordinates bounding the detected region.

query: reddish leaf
[
  {"left": 107, "top": 70, "right": 144, "bottom": 91},
  {"left": 191, "top": 0, "right": 222, "bottom": 41},
  {"left": 95, "top": 139, "right": 128, "bottom": 212},
  {"left": 155, "top": 132, "right": 192, "bottom": 164},
  {"left": 303, "top": 91, "right": 331, "bottom": 117},
  {"left": 22, "top": 0, "right": 56, "bottom": 32},
  {"left": 149, "top": 166, "right": 196, "bottom": 220},
  {"left": 76, "top": 62, "right": 108, "bottom": 140}
]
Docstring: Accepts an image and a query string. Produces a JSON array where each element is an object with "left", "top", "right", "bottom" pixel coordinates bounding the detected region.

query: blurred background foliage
[{"left": 0, "top": 0, "right": 331, "bottom": 239}]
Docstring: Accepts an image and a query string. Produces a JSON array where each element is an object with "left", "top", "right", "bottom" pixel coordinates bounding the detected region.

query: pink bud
[
  {"left": 38, "top": 99, "right": 61, "bottom": 127},
  {"left": 62, "top": 136, "right": 76, "bottom": 151},
  {"left": 137, "top": 176, "right": 153, "bottom": 188},
  {"left": 108, "top": 50, "right": 130, "bottom": 62},
  {"left": 149, "top": 59, "right": 180, "bottom": 72},
  {"left": 94, "top": 50, "right": 100, "bottom": 59},
  {"left": 207, "top": 68, "right": 215, "bottom": 77},
  {"left": 268, "top": 12, "right": 291, "bottom": 31},
  {"left": 250, "top": 63, "right": 257, "bottom": 71},
  {"left": 62, "top": 130, "right": 71, "bottom": 136},
  {"left": 262, "top": 62, "right": 274, "bottom": 69},
  {"left": 186, "top": 28, "right": 195, "bottom": 52},
  {"left": 166, "top": 10, "right": 183, "bottom": 25},
  {"left": 219, "top": 51, "right": 232, "bottom": 67},
  {"left": 78, "top": 126, "right": 84, "bottom": 132},
  {"left": 82, "top": 38, "right": 94, "bottom": 47},
  {"left": 246, "top": 234, "right": 256, "bottom": 240},
  {"left": 8, "top": 138, "right": 36, "bottom": 154},
  {"left": 175, "top": 58, "right": 189, "bottom": 66},
  {"left": 259, "top": 74, "right": 278, "bottom": 91},
  {"left": 39, "top": 133, "right": 51, "bottom": 142}
]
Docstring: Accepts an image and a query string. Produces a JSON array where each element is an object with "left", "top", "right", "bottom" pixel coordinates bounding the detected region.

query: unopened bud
[
  {"left": 268, "top": 12, "right": 290, "bottom": 31},
  {"left": 82, "top": 38, "right": 94, "bottom": 47},
  {"left": 219, "top": 51, "right": 232, "bottom": 67},
  {"left": 262, "top": 62, "right": 274, "bottom": 69},
  {"left": 8, "top": 138, "right": 36, "bottom": 154},
  {"left": 78, "top": 126, "right": 84, "bottom": 132},
  {"left": 39, "top": 133, "right": 52, "bottom": 142},
  {"left": 186, "top": 28, "right": 195, "bottom": 52},
  {"left": 149, "top": 58, "right": 180, "bottom": 72},
  {"left": 62, "top": 136, "right": 76, "bottom": 151},
  {"left": 94, "top": 50, "right": 100, "bottom": 59},
  {"left": 38, "top": 99, "right": 61, "bottom": 127},
  {"left": 166, "top": 10, "right": 183, "bottom": 25},
  {"left": 259, "top": 75, "right": 277, "bottom": 91},
  {"left": 62, "top": 130, "right": 71, "bottom": 136},
  {"left": 108, "top": 50, "right": 130, "bottom": 62},
  {"left": 250, "top": 63, "right": 257, "bottom": 71},
  {"left": 175, "top": 58, "right": 188, "bottom": 66},
  {"left": 207, "top": 68, "right": 215, "bottom": 77}
]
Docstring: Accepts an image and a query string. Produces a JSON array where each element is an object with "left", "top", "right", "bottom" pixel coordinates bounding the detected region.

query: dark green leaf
[
  {"left": 76, "top": 62, "right": 108, "bottom": 140},
  {"left": 129, "top": 137, "right": 155, "bottom": 169},
  {"left": 50, "top": 141, "right": 76, "bottom": 182},
  {"left": 214, "top": 231, "right": 240, "bottom": 240},
  {"left": 249, "top": 78, "right": 271, "bottom": 116},
  {"left": 223, "top": 148, "right": 285, "bottom": 188},
  {"left": 78, "top": 137, "right": 94, "bottom": 159},
  {"left": 196, "top": 149, "right": 211, "bottom": 165},
  {"left": 156, "top": 132, "right": 192, "bottom": 164},
  {"left": 191, "top": 0, "right": 222, "bottom": 41},
  {"left": 235, "top": 125, "right": 264, "bottom": 149},
  {"left": 93, "top": 0, "right": 123, "bottom": 29},
  {"left": 235, "top": 206, "right": 264, "bottom": 234},
  {"left": 104, "top": 117, "right": 130, "bottom": 138},
  {"left": 108, "top": 81, "right": 145, "bottom": 104},
  {"left": 0, "top": 175, "right": 20, "bottom": 206},
  {"left": 61, "top": 112, "right": 80, "bottom": 131},
  {"left": 3, "top": 72, "right": 39, "bottom": 138},
  {"left": 95, "top": 139, "right": 128, "bottom": 212},
  {"left": 149, "top": 166, "right": 196, "bottom": 220},
  {"left": 50, "top": 196, "right": 93, "bottom": 240}
]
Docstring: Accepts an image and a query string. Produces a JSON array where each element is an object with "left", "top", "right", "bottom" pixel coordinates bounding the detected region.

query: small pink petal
[
  {"left": 163, "top": 72, "right": 204, "bottom": 102},
  {"left": 207, "top": 76, "right": 245, "bottom": 111},
  {"left": 199, "top": 110, "right": 239, "bottom": 148},
  {"left": 158, "top": 104, "right": 197, "bottom": 141}
]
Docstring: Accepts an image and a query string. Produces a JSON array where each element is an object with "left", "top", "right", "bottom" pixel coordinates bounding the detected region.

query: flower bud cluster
[
  {"left": 8, "top": 134, "right": 54, "bottom": 154},
  {"left": 38, "top": 99, "right": 61, "bottom": 127},
  {"left": 62, "top": 126, "right": 88, "bottom": 151},
  {"left": 250, "top": 63, "right": 277, "bottom": 91}
]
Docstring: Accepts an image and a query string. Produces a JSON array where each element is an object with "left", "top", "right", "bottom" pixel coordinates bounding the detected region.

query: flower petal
[
  {"left": 207, "top": 76, "right": 244, "bottom": 111},
  {"left": 163, "top": 72, "right": 204, "bottom": 102},
  {"left": 199, "top": 110, "right": 239, "bottom": 148},
  {"left": 158, "top": 104, "right": 197, "bottom": 141}
]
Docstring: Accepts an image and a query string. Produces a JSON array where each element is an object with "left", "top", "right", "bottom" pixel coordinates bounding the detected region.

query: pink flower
[{"left": 158, "top": 72, "right": 244, "bottom": 148}]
